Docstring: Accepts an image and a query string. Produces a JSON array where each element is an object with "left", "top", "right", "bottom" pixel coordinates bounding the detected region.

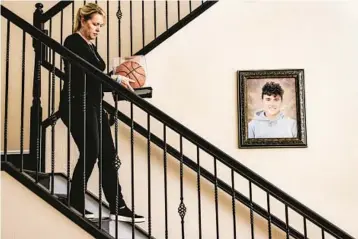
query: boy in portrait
[{"left": 248, "top": 81, "right": 297, "bottom": 138}]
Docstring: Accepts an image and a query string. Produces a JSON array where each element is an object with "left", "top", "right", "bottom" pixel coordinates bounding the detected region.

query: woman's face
[{"left": 80, "top": 13, "right": 104, "bottom": 41}]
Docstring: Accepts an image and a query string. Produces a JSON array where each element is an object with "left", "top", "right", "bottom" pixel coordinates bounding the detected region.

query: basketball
[{"left": 115, "top": 60, "right": 146, "bottom": 88}]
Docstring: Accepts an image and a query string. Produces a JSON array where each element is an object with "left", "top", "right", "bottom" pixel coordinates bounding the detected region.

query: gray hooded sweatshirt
[{"left": 248, "top": 110, "right": 297, "bottom": 138}]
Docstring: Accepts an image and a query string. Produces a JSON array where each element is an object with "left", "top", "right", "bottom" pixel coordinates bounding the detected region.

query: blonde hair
[{"left": 73, "top": 3, "right": 106, "bottom": 33}]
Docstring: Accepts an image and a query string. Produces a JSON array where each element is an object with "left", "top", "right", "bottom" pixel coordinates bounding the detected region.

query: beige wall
[
  {"left": 2, "top": 1, "right": 357, "bottom": 239},
  {"left": 1, "top": 171, "right": 93, "bottom": 239}
]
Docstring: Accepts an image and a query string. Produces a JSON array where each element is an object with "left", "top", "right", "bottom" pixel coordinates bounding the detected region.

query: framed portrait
[{"left": 238, "top": 69, "right": 307, "bottom": 148}]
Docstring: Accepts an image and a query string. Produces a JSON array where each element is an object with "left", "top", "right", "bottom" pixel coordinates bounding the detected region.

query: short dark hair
[{"left": 261, "top": 81, "right": 284, "bottom": 100}]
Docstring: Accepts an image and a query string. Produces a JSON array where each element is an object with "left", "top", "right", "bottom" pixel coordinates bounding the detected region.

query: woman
[{"left": 59, "top": 3, "right": 144, "bottom": 223}]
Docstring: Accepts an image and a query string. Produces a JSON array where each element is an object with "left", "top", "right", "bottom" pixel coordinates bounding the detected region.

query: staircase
[
  {"left": 1, "top": 162, "right": 149, "bottom": 239},
  {"left": 1, "top": 1, "right": 355, "bottom": 239}
]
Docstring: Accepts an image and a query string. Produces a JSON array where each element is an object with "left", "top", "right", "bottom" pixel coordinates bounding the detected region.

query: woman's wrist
[{"left": 111, "top": 74, "right": 122, "bottom": 83}]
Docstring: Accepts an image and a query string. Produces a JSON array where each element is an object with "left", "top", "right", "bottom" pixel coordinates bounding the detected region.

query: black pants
[{"left": 60, "top": 99, "right": 125, "bottom": 211}]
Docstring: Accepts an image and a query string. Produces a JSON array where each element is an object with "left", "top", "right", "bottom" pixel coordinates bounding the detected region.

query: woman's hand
[
  {"left": 111, "top": 74, "right": 135, "bottom": 92},
  {"left": 119, "top": 75, "right": 135, "bottom": 92}
]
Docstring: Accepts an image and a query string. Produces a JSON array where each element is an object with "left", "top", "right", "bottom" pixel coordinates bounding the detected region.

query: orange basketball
[{"left": 115, "top": 60, "right": 146, "bottom": 88}]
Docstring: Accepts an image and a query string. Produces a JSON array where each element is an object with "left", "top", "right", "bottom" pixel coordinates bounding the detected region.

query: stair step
[
  {"left": 56, "top": 193, "right": 111, "bottom": 220},
  {"left": 18, "top": 171, "right": 150, "bottom": 238},
  {"left": 51, "top": 173, "right": 149, "bottom": 239}
]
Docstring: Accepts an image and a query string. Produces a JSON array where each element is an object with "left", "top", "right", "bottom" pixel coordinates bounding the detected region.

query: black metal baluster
[
  {"left": 189, "top": 0, "right": 192, "bottom": 13},
  {"left": 130, "top": 0, "right": 133, "bottom": 55},
  {"left": 67, "top": 63, "right": 72, "bottom": 206},
  {"left": 303, "top": 217, "right": 307, "bottom": 239},
  {"left": 84, "top": 0, "right": 86, "bottom": 5},
  {"left": 98, "top": 83, "right": 103, "bottom": 228},
  {"left": 60, "top": 10, "right": 63, "bottom": 91},
  {"left": 267, "top": 193, "right": 272, "bottom": 239},
  {"left": 117, "top": 1, "right": 122, "bottom": 57},
  {"left": 147, "top": 114, "right": 152, "bottom": 238},
  {"left": 322, "top": 229, "right": 325, "bottom": 239},
  {"left": 49, "top": 20, "right": 55, "bottom": 194},
  {"left": 130, "top": 103, "right": 135, "bottom": 238},
  {"left": 165, "top": 0, "right": 168, "bottom": 30},
  {"left": 20, "top": 30, "right": 26, "bottom": 172},
  {"left": 154, "top": 0, "right": 157, "bottom": 38},
  {"left": 163, "top": 124, "right": 168, "bottom": 239},
  {"left": 106, "top": 0, "right": 109, "bottom": 73},
  {"left": 82, "top": 73, "right": 87, "bottom": 218},
  {"left": 197, "top": 147, "right": 202, "bottom": 239},
  {"left": 72, "top": 2, "right": 74, "bottom": 33},
  {"left": 3, "top": 20, "right": 10, "bottom": 163},
  {"left": 95, "top": 0, "right": 98, "bottom": 47},
  {"left": 142, "top": 0, "right": 145, "bottom": 48},
  {"left": 249, "top": 181, "right": 255, "bottom": 239},
  {"left": 177, "top": 0, "right": 180, "bottom": 21},
  {"left": 214, "top": 157, "right": 219, "bottom": 239},
  {"left": 285, "top": 205, "right": 290, "bottom": 238},
  {"left": 114, "top": 93, "right": 120, "bottom": 238},
  {"left": 48, "top": 66, "right": 51, "bottom": 118},
  {"left": 35, "top": 42, "right": 43, "bottom": 183},
  {"left": 48, "top": 19, "right": 52, "bottom": 118},
  {"left": 178, "top": 136, "right": 186, "bottom": 239},
  {"left": 231, "top": 169, "right": 236, "bottom": 239},
  {"left": 50, "top": 51, "right": 56, "bottom": 195}
]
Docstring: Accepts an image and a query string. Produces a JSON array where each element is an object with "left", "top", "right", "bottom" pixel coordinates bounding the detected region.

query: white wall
[
  {"left": 144, "top": 0, "right": 358, "bottom": 237},
  {"left": 1, "top": 172, "right": 93, "bottom": 239},
  {"left": 2, "top": 0, "right": 357, "bottom": 238}
]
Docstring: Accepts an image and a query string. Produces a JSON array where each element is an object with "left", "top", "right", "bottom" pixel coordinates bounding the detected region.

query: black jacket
[{"left": 61, "top": 33, "right": 112, "bottom": 107}]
